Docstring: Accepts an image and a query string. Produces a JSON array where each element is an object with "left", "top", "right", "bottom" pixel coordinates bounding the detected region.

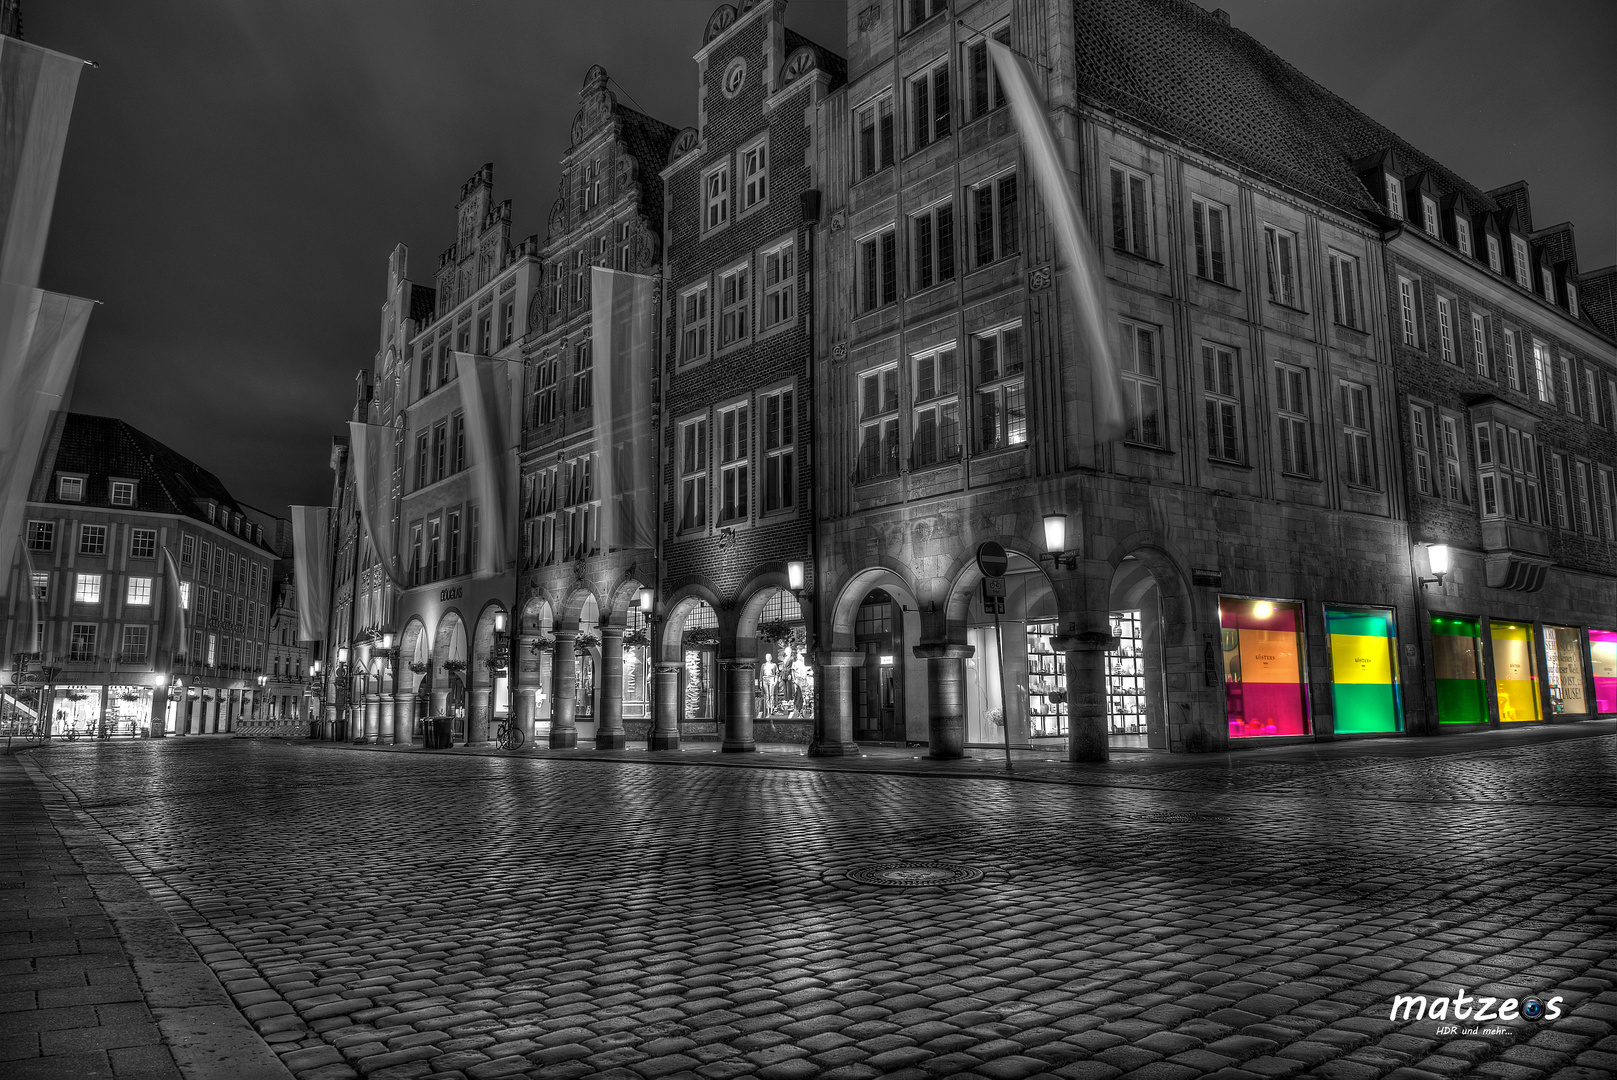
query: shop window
[
  {"left": 1591, "top": 629, "right": 1617, "bottom": 713},
  {"left": 1105, "top": 611, "right": 1144, "bottom": 741},
  {"left": 1543, "top": 626, "right": 1589, "bottom": 716},
  {"left": 1027, "top": 622, "right": 1068, "bottom": 738},
  {"left": 1219, "top": 597, "right": 1310, "bottom": 737},
  {"left": 974, "top": 324, "right": 1026, "bottom": 451},
  {"left": 1325, "top": 607, "right": 1402, "bottom": 733},
  {"left": 1491, "top": 621, "right": 1540, "bottom": 723}
]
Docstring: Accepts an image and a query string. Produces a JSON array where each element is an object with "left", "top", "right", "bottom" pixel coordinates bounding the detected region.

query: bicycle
[{"left": 494, "top": 718, "right": 525, "bottom": 751}]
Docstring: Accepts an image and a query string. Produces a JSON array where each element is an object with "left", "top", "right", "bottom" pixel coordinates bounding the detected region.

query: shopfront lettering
[{"left": 440, "top": 587, "right": 463, "bottom": 602}]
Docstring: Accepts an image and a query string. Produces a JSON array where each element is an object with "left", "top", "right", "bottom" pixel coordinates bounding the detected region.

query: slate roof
[
  {"left": 31, "top": 413, "right": 277, "bottom": 554},
  {"left": 784, "top": 29, "right": 848, "bottom": 92},
  {"left": 1072, "top": 0, "right": 1502, "bottom": 223},
  {"left": 408, "top": 283, "right": 436, "bottom": 325},
  {"left": 615, "top": 103, "right": 679, "bottom": 238}
]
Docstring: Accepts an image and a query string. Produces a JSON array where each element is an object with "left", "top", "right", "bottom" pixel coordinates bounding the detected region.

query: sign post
[{"left": 976, "top": 543, "right": 1013, "bottom": 770}]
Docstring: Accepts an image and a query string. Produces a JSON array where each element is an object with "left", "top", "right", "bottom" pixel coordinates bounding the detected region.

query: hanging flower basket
[
  {"left": 65, "top": 692, "right": 88, "bottom": 702},
  {"left": 683, "top": 627, "right": 719, "bottom": 648},
  {"left": 443, "top": 659, "right": 468, "bottom": 675},
  {"left": 757, "top": 621, "right": 806, "bottom": 651},
  {"left": 407, "top": 661, "right": 429, "bottom": 675},
  {"left": 620, "top": 627, "right": 651, "bottom": 650},
  {"left": 530, "top": 636, "right": 556, "bottom": 654},
  {"left": 573, "top": 631, "right": 600, "bottom": 653},
  {"left": 119, "top": 692, "right": 141, "bottom": 702},
  {"left": 985, "top": 708, "right": 1005, "bottom": 728}
]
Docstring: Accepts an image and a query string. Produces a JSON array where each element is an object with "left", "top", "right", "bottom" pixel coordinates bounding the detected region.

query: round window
[{"left": 723, "top": 58, "right": 747, "bottom": 98}]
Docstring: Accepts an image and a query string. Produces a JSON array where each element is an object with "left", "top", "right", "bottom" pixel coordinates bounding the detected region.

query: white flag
[
  {"left": 590, "top": 267, "right": 657, "bottom": 552},
  {"left": 290, "top": 505, "right": 331, "bottom": 642},
  {"left": 455, "top": 352, "right": 521, "bottom": 578},
  {"left": 348, "top": 420, "right": 406, "bottom": 588}
]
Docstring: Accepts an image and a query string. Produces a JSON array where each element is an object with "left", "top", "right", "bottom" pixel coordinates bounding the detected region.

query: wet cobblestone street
[{"left": 14, "top": 730, "right": 1617, "bottom": 1080}]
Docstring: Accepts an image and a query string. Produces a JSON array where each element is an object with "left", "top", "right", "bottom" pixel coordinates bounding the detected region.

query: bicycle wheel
[{"left": 509, "top": 727, "right": 525, "bottom": 750}]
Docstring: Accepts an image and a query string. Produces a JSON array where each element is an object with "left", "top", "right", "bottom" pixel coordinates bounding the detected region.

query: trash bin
[
  {"left": 429, "top": 716, "right": 453, "bottom": 749},
  {"left": 333, "top": 718, "right": 349, "bottom": 742},
  {"left": 309, "top": 720, "right": 320, "bottom": 740}
]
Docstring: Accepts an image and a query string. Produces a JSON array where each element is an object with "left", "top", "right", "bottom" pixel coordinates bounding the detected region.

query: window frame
[
  {"left": 129, "top": 528, "right": 157, "bottom": 560},
  {"left": 971, "top": 170, "right": 1020, "bottom": 268},
  {"left": 26, "top": 520, "right": 55, "bottom": 552},
  {"left": 680, "top": 282, "right": 710, "bottom": 364},
  {"left": 857, "top": 364, "right": 901, "bottom": 480},
  {"left": 1384, "top": 173, "right": 1403, "bottom": 220},
  {"left": 702, "top": 161, "right": 730, "bottom": 233},
  {"left": 571, "top": 339, "right": 593, "bottom": 412},
  {"left": 1192, "top": 196, "right": 1231, "bottom": 286},
  {"left": 1327, "top": 249, "right": 1362, "bottom": 329},
  {"left": 1439, "top": 414, "right": 1467, "bottom": 504},
  {"left": 973, "top": 323, "right": 1029, "bottom": 454},
  {"left": 127, "top": 576, "right": 153, "bottom": 606},
  {"left": 1532, "top": 338, "right": 1555, "bottom": 404},
  {"left": 1274, "top": 362, "right": 1314, "bottom": 479},
  {"left": 1397, "top": 275, "right": 1421, "bottom": 348},
  {"left": 857, "top": 225, "right": 899, "bottom": 314},
  {"left": 1436, "top": 295, "right": 1455, "bottom": 364},
  {"left": 110, "top": 480, "right": 136, "bottom": 506},
  {"left": 74, "top": 572, "right": 102, "bottom": 606},
  {"left": 739, "top": 134, "right": 769, "bottom": 214},
  {"left": 909, "top": 199, "right": 956, "bottom": 294},
  {"left": 1117, "top": 320, "right": 1163, "bottom": 449},
  {"left": 905, "top": 0, "right": 947, "bottom": 31},
  {"left": 1511, "top": 235, "right": 1532, "bottom": 289},
  {"left": 760, "top": 239, "right": 795, "bottom": 333},
  {"left": 716, "top": 401, "right": 751, "bottom": 525},
  {"left": 964, "top": 26, "right": 1011, "bottom": 122},
  {"left": 1262, "top": 223, "right": 1301, "bottom": 309},
  {"left": 1110, "top": 164, "right": 1152, "bottom": 259},
  {"left": 1470, "top": 311, "right": 1491, "bottom": 379},
  {"left": 717, "top": 261, "right": 752, "bottom": 350},
  {"left": 1486, "top": 234, "right": 1502, "bottom": 273},
  {"left": 58, "top": 475, "right": 84, "bottom": 502},
  {"left": 1202, "top": 342, "right": 1243, "bottom": 464},
  {"left": 760, "top": 386, "right": 796, "bottom": 515},
  {"left": 910, "top": 344, "right": 962, "bottom": 469},
  {"left": 1339, "top": 381, "right": 1375, "bottom": 489},
  {"left": 70, "top": 623, "right": 98, "bottom": 662},
  {"left": 853, "top": 91, "right": 896, "bottom": 181},
  {"left": 677, "top": 416, "right": 709, "bottom": 534},
  {"left": 79, "top": 524, "right": 107, "bottom": 557},
  {"left": 907, "top": 56, "right": 951, "bottom": 153},
  {"left": 1455, "top": 216, "right": 1473, "bottom": 256}
]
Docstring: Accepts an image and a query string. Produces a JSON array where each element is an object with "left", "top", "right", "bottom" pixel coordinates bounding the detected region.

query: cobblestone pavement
[{"left": 17, "top": 728, "right": 1617, "bottom": 1080}]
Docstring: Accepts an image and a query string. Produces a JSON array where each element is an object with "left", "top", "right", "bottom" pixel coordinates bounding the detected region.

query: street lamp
[
  {"left": 1419, "top": 543, "right": 1451, "bottom": 588},
  {"left": 1041, "top": 513, "right": 1079, "bottom": 570},
  {"left": 786, "top": 560, "right": 805, "bottom": 595}
]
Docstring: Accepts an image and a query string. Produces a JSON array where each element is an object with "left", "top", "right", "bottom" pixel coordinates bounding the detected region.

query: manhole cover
[{"left": 846, "top": 860, "right": 984, "bottom": 887}]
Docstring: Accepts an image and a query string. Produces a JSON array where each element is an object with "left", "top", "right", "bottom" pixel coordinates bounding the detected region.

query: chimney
[{"left": 1212, "top": 9, "right": 1230, "bottom": 25}]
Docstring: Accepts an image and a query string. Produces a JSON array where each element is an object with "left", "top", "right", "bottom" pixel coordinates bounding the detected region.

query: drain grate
[{"left": 846, "top": 860, "right": 984, "bottom": 887}]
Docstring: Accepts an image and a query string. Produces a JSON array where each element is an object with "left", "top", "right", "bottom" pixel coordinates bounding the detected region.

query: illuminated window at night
[
  {"left": 1326, "top": 607, "right": 1402, "bottom": 734},
  {"left": 1219, "top": 598, "right": 1310, "bottom": 738},
  {"left": 1432, "top": 615, "right": 1486, "bottom": 724},
  {"left": 127, "top": 576, "right": 153, "bottom": 606},
  {"left": 1491, "top": 622, "right": 1540, "bottom": 723},
  {"left": 75, "top": 573, "right": 102, "bottom": 605}
]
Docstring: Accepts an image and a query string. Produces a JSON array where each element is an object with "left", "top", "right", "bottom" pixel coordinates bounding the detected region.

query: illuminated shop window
[
  {"left": 1431, "top": 615, "right": 1486, "bottom": 724},
  {"left": 1543, "top": 625, "right": 1588, "bottom": 716},
  {"left": 1490, "top": 621, "right": 1540, "bottom": 724},
  {"left": 1219, "top": 597, "right": 1310, "bottom": 738},
  {"left": 1325, "top": 607, "right": 1402, "bottom": 734},
  {"left": 1591, "top": 629, "right": 1617, "bottom": 714}
]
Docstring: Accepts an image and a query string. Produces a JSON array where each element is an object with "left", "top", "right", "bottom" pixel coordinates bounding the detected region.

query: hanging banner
[
  {"left": 290, "top": 505, "right": 331, "bottom": 642},
  {"left": 590, "top": 266, "right": 656, "bottom": 552},
  {"left": 347, "top": 420, "right": 406, "bottom": 588},
  {"left": 987, "top": 39, "right": 1126, "bottom": 443},
  {"left": 454, "top": 352, "right": 521, "bottom": 578},
  {"left": 0, "top": 289, "right": 92, "bottom": 599},
  {"left": 159, "top": 546, "right": 190, "bottom": 665}
]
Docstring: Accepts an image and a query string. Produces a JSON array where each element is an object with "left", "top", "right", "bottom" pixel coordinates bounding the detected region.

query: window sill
[
  {"left": 1332, "top": 319, "right": 1370, "bottom": 337},
  {"left": 963, "top": 254, "right": 1023, "bottom": 280},
  {"left": 714, "top": 337, "right": 753, "bottom": 359},
  {"left": 851, "top": 166, "right": 895, "bottom": 190},
  {"left": 1122, "top": 440, "right": 1173, "bottom": 455},
  {"left": 909, "top": 456, "right": 964, "bottom": 476},
  {"left": 1110, "top": 247, "right": 1162, "bottom": 268},
  {"left": 755, "top": 317, "right": 796, "bottom": 344},
  {"left": 906, "top": 279, "right": 956, "bottom": 304},
  {"left": 1194, "top": 274, "right": 1239, "bottom": 293},
  {"left": 1279, "top": 471, "right": 1321, "bottom": 483},
  {"left": 1206, "top": 456, "right": 1252, "bottom": 470},
  {"left": 736, "top": 197, "right": 770, "bottom": 223},
  {"left": 1267, "top": 299, "right": 1309, "bottom": 316},
  {"left": 676, "top": 353, "right": 713, "bottom": 372},
  {"left": 971, "top": 442, "right": 1028, "bottom": 462},
  {"left": 1343, "top": 482, "right": 1383, "bottom": 494},
  {"left": 901, "top": 11, "right": 946, "bottom": 38}
]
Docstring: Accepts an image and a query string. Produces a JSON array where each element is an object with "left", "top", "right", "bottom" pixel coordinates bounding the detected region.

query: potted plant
[
  {"left": 443, "top": 659, "right": 467, "bottom": 675},
  {"left": 682, "top": 627, "right": 719, "bottom": 648},
  {"left": 574, "top": 631, "right": 600, "bottom": 653},
  {"left": 620, "top": 627, "right": 651, "bottom": 650},
  {"left": 530, "top": 636, "right": 555, "bottom": 654},
  {"left": 407, "top": 661, "right": 429, "bottom": 675}
]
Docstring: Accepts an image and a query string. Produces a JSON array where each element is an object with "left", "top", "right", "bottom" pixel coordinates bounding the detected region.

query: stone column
[
  {"left": 430, "top": 680, "right": 449, "bottom": 720},
  {"left": 915, "top": 644, "right": 973, "bottom": 760},
  {"left": 596, "top": 628, "right": 625, "bottom": 750},
  {"left": 550, "top": 632, "right": 578, "bottom": 748},
  {"left": 364, "top": 694, "right": 380, "bottom": 741},
  {"left": 1060, "top": 631, "right": 1117, "bottom": 763},
  {"left": 323, "top": 702, "right": 337, "bottom": 740},
  {"left": 515, "top": 687, "right": 537, "bottom": 745},
  {"left": 392, "top": 692, "right": 414, "bottom": 744},
  {"left": 150, "top": 687, "right": 168, "bottom": 738},
  {"left": 649, "top": 662, "right": 681, "bottom": 750},
  {"left": 810, "top": 652, "right": 863, "bottom": 756},
  {"left": 204, "top": 692, "right": 218, "bottom": 734},
  {"left": 175, "top": 694, "right": 190, "bottom": 736},
  {"left": 379, "top": 694, "right": 396, "bottom": 745},
  {"left": 722, "top": 659, "right": 757, "bottom": 753},
  {"left": 467, "top": 688, "right": 490, "bottom": 745}
]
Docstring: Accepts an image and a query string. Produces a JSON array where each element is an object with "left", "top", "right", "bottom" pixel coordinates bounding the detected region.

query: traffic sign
[{"left": 975, "top": 541, "right": 1008, "bottom": 579}]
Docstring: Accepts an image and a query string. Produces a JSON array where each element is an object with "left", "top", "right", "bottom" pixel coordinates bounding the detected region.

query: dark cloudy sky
[{"left": 33, "top": 0, "right": 1616, "bottom": 518}]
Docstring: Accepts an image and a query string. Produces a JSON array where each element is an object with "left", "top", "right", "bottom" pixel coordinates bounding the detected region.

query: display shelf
[
  {"left": 1025, "top": 621, "right": 1067, "bottom": 737},
  {"left": 1107, "top": 610, "right": 1146, "bottom": 735}
]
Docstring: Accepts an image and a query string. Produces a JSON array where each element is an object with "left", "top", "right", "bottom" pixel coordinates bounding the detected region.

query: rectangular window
[
  {"left": 1219, "top": 597, "right": 1311, "bottom": 737},
  {"left": 965, "top": 27, "right": 1011, "bottom": 120},
  {"left": 1584, "top": 368, "right": 1601, "bottom": 427},
  {"left": 1398, "top": 275, "right": 1420, "bottom": 347},
  {"left": 31, "top": 571, "right": 47, "bottom": 602},
  {"left": 762, "top": 388, "right": 795, "bottom": 513},
  {"left": 703, "top": 164, "right": 729, "bottom": 231},
  {"left": 908, "top": 59, "right": 950, "bottom": 151},
  {"left": 858, "top": 228, "right": 898, "bottom": 312},
  {"left": 1327, "top": 250, "right": 1361, "bottom": 328},
  {"left": 1202, "top": 343, "right": 1242, "bottom": 463},
  {"left": 1541, "top": 267, "right": 1556, "bottom": 305},
  {"left": 501, "top": 298, "right": 515, "bottom": 346},
  {"left": 1326, "top": 606, "right": 1403, "bottom": 734},
  {"left": 1263, "top": 224, "right": 1299, "bottom": 307},
  {"left": 1110, "top": 166, "right": 1151, "bottom": 258},
  {"left": 58, "top": 475, "right": 83, "bottom": 501},
  {"left": 179, "top": 581, "right": 192, "bottom": 611},
  {"left": 226, "top": 554, "right": 236, "bottom": 593},
  {"left": 534, "top": 354, "right": 559, "bottom": 424},
  {"left": 906, "top": 0, "right": 946, "bottom": 29},
  {"left": 75, "top": 573, "right": 102, "bottom": 605},
  {"left": 911, "top": 346, "right": 961, "bottom": 468},
  {"left": 110, "top": 480, "right": 135, "bottom": 506},
  {"left": 439, "top": 339, "right": 453, "bottom": 385},
  {"left": 1118, "top": 322, "right": 1162, "bottom": 448},
  {"left": 1470, "top": 312, "right": 1491, "bottom": 378},
  {"left": 1339, "top": 383, "right": 1375, "bottom": 488},
  {"left": 1421, "top": 196, "right": 1439, "bottom": 236},
  {"left": 910, "top": 202, "right": 955, "bottom": 292},
  {"left": 972, "top": 172, "right": 1019, "bottom": 267},
  {"left": 1512, "top": 235, "right": 1531, "bottom": 289},
  {"left": 718, "top": 264, "right": 750, "bottom": 347},
  {"left": 974, "top": 324, "right": 1027, "bottom": 452},
  {"left": 741, "top": 136, "right": 768, "bottom": 210},
  {"left": 70, "top": 623, "right": 98, "bottom": 662},
  {"left": 447, "top": 510, "right": 462, "bottom": 577},
  {"left": 1597, "top": 466, "right": 1615, "bottom": 540},
  {"left": 127, "top": 576, "right": 153, "bottom": 606},
  {"left": 1532, "top": 339, "right": 1554, "bottom": 404},
  {"left": 1384, "top": 174, "right": 1403, "bottom": 220},
  {"left": 79, "top": 524, "right": 107, "bottom": 556},
  {"left": 854, "top": 93, "right": 895, "bottom": 180},
  {"left": 1436, "top": 296, "right": 1455, "bottom": 364},
  {"left": 1275, "top": 364, "right": 1312, "bottom": 477},
  {"left": 1487, "top": 234, "right": 1502, "bottom": 273},
  {"left": 1192, "top": 197, "right": 1231, "bottom": 286},
  {"left": 761, "top": 241, "right": 794, "bottom": 329},
  {"left": 418, "top": 348, "right": 433, "bottom": 397},
  {"left": 571, "top": 340, "right": 593, "bottom": 411},
  {"left": 1575, "top": 461, "right": 1594, "bottom": 535},
  {"left": 1503, "top": 329, "right": 1521, "bottom": 391},
  {"left": 1456, "top": 216, "right": 1472, "bottom": 256},
  {"left": 477, "top": 311, "right": 492, "bottom": 354},
  {"left": 26, "top": 520, "right": 54, "bottom": 551},
  {"left": 858, "top": 366, "right": 901, "bottom": 478},
  {"left": 1547, "top": 451, "right": 1568, "bottom": 529},
  {"left": 718, "top": 404, "right": 750, "bottom": 523},
  {"left": 679, "top": 418, "right": 708, "bottom": 532},
  {"left": 415, "top": 434, "right": 429, "bottom": 488},
  {"left": 1560, "top": 356, "right": 1579, "bottom": 417},
  {"left": 427, "top": 518, "right": 442, "bottom": 580},
  {"left": 452, "top": 413, "right": 466, "bottom": 472},
  {"left": 468, "top": 505, "right": 480, "bottom": 573},
  {"left": 432, "top": 420, "right": 447, "bottom": 481},
  {"left": 572, "top": 251, "right": 588, "bottom": 303},
  {"left": 121, "top": 625, "right": 149, "bottom": 663},
  {"left": 1440, "top": 415, "right": 1465, "bottom": 503},
  {"left": 681, "top": 284, "right": 710, "bottom": 362},
  {"left": 410, "top": 524, "right": 423, "bottom": 585}
]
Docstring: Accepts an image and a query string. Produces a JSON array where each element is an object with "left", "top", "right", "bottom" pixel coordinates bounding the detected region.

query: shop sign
[
  {"left": 439, "top": 586, "right": 463, "bottom": 602},
  {"left": 1193, "top": 569, "right": 1222, "bottom": 588}
]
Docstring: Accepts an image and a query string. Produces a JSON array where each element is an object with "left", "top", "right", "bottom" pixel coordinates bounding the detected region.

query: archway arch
[
  {"left": 1105, "top": 546, "right": 1197, "bottom": 751},
  {"left": 663, "top": 591, "right": 722, "bottom": 728},
  {"left": 432, "top": 610, "right": 468, "bottom": 723},
  {"left": 830, "top": 567, "right": 925, "bottom": 745},
  {"left": 471, "top": 602, "right": 508, "bottom": 691},
  {"left": 736, "top": 578, "right": 809, "bottom": 723}
]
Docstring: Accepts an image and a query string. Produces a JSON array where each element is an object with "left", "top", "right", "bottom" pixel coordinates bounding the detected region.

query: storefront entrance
[{"left": 854, "top": 590, "right": 904, "bottom": 742}]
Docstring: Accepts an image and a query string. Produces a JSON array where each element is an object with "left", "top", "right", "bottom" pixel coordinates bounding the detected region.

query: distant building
[
  {"left": 243, "top": 503, "right": 305, "bottom": 725},
  {"left": 2, "top": 413, "right": 280, "bottom": 736}
]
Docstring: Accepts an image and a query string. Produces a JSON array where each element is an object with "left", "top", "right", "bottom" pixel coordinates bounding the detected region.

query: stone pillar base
[
  {"left": 648, "top": 730, "right": 680, "bottom": 750},
  {"left": 595, "top": 731, "right": 626, "bottom": 750},
  {"left": 807, "top": 740, "right": 861, "bottom": 757},
  {"left": 549, "top": 729, "right": 578, "bottom": 749}
]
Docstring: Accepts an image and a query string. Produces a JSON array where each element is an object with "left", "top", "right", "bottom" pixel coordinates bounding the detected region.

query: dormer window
[
  {"left": 110, "top": 480, "right": 135, "bottom": 506},
  {"left": 1567, "top": 281, "right": 1579, "bottom": 318},
  {"left": 1486, "top": 234, "right": 1502, "bottom": 273},
  {"left": 58, "top": 476, "right": 83, "bottom": 501},
  {"left": 1539, "top": 268, "right": 1555, "bottom": 305},
  {"left": 1421, "top": 196, "right": 1439, "bottom": 236},
  {"left": 1384, "top": 174, "right": 1403, "bottom": 220},
  {"left": 1511, "top": 236, "right": 1531, "bottom": 288},
  {"left": 1455, "top": 217, "right": 1472, "bottom": 256}
]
